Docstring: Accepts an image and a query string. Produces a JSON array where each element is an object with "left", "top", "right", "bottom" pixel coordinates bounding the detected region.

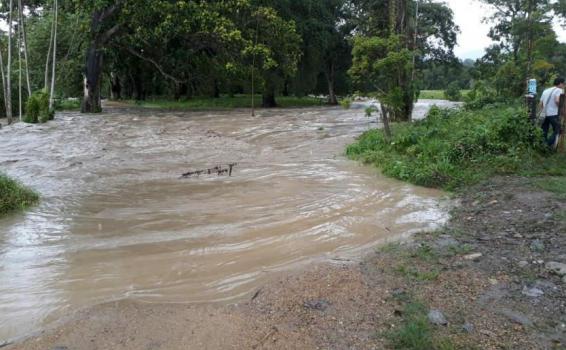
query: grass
[
  {"left": 0, "top": 173, "right": 39, "bottom": 217},
  {"left": 128, "top": 95, "right": 326, "bottom": 110},
  {"left": 56, "top": 98, "right": 81, "bottom": 111},
  {"left": 388, "top": 299, "right": 458, "bottom": 350},
  {"left": 346, "top": 105, "right": 547, "bottom": 190},
  {"left": 419, "top": 90, "right": 470, "bottom": 101}
]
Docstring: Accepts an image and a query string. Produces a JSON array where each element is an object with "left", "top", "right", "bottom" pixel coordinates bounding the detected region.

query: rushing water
[{"left": 0, "top": 102, "right": 452, "bottom": 342}]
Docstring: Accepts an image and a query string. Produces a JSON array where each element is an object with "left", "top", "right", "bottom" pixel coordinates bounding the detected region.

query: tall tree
[
  {"left": 6, "top": 0, "right": 13, "bottom": 124},
  {"left": 48, "top": 0, "right": 57, "bottom": 110},
  {"left": 349, "top": 0, "right": 458, "bottom": 121}
]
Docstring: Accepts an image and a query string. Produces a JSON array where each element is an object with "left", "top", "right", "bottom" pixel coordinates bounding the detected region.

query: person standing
[{"left": 539, "top": 77, "right": 565, "bottom": 148}]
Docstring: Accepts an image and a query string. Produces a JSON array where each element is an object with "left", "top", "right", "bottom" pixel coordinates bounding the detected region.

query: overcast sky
[{"left": 444, "top": 0, "right": 566, "bottom": 59}]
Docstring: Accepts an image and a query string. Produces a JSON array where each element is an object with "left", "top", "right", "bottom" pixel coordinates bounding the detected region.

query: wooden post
[
  {"left": 525, "top": 94, "right": 537, "bottom": 125},
  {"left": 558, "top": 94, "right": 566, "bottom": 152}
]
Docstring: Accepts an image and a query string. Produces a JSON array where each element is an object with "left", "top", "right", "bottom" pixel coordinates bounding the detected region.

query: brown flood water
[{"left": 0, "top": 103, "right": 452, "bottom": 342}]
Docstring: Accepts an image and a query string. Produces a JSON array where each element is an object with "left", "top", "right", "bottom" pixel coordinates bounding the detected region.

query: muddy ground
[{"left": 6, "top": 176, "right": 566, "bottom": 350}]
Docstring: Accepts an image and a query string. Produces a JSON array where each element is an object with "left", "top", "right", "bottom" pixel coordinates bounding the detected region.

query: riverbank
[{"left": 7, "top": 175, "right": 565, "bottom": 350}]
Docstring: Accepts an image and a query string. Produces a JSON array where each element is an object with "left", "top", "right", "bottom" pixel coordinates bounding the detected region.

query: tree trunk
[
  {"left": 18, "top": 0, "right": 31, "bottom": 97},
  {"left": 81, "top": 46, "right": 103, "bottom": 113},
  {"left": 6, "top": 0, "right": 13, "bottom": 124},
  {"left": 110, "top": 72, "right": 121, "bottom": 100},
  {"left": 326, "top": 61, "right": 338, "bottom": 105},
  {"left": 213, "top": 79, "right": 220, "bottom": 98},
  {"left": 380, "top": 103, "right": 392, "bottom": 140},
  {"left": 48, "top": 0, "right": 58, "bottom": 111},
  {"left": 262, "top": 88, "right": 277, "bottom": 108},
  {"left": 18, "top": 17, "right": 22, "bottom": 121},
  {"left": 44, "top": 6, "right": 55, "bottom": 91}
]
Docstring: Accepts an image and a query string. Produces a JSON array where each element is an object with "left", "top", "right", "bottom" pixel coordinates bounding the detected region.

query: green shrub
[
  {"left": 340, "top": 97, "right": 352, "bottom": 109},
  {"left": 443, "top": 82, "right": 462, "bottom": 102},
  {"left": 24, "top": 90, "right": 53, "bottom": 124},
  {"left": 347, "top": 105, "right": 543, "bottom": 190},
  {"left": 0, "top": 173, "right": 39, "bottom": 217}
]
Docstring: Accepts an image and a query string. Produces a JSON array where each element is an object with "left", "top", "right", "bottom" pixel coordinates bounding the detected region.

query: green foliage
[
  {"left": 340, "top": 97, "right": 352, "bottom": 109},
  {"left": 387, "top": 299, "right": 457, "bottom": 350},
  {"left": 347, "top": 105, "right": 543, "bottom": 190},
  {"left": 464, "top": 81, "right": 507, "bottom": 110},
  {"left": 533, "top": 177, "right": 566, "bottom": 196},
  {"left": 0, "top": 173, "right": 39, "bottom": 217},
  {"left": 24, "top": 91, "right": 53, "bottom": 124},
  {"left": 130, "top": 95, "right": 323, "bottom": 110},
  {"left": 56, "top": 98, "right": 81, "bottom": 111},
  {"left": 443, "top": 82, "right": 462, "bottom": 102},
  {"left": 349, "top": 34, "right": 415, "bottom": 121}
]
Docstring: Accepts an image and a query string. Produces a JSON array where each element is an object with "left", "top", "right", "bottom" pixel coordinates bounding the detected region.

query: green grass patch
[
  {"left": 419, "top": 90, "right": 470, "bottom": 101},
  {"left": 0, "top": 174, "right": 39, "bottom": 217},
  {"left": 388, "top": 299, "right": 458, "bottom": 350},
  {"left": 128, "top": 95, "right": 326, "bottom": 110},
  {"left": 531, "top": 176, "right": 566, "bottom": 197},
  {"left": 56, "top": 98, "right": 81, "bottom": 111},
  {"left": 346, "top": 105, "right": 544, "bottom": 190},
  {"left": 395, "top": 265, "right": 441, "bottom": 282}
]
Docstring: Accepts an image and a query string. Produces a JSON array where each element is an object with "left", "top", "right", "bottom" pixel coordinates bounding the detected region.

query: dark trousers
[{"left": 542, "top": 115, "right": 561, "bottom": 146}]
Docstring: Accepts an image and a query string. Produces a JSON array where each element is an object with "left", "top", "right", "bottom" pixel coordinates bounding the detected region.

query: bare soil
[{"left": 6, "top": 176, "right": 566, "bottom": 350}]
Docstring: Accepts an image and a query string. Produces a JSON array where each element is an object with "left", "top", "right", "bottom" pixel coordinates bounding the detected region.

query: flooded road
[{"left": 0, "top": 102, "right": 451, "bottom": 342}]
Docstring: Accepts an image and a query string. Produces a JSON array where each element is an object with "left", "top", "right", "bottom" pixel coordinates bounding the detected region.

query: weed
[
  {"left": 532, "top": 177, "right": 566, "bottom": 197},
  {"left": 340, "top": 97, "right": 352, "bottom": 109},
  {"left": 347, "top": 105, "right": 547, "bottom": 190},
  {"left": 411, "top": 244, "right": 439, "bottom": 263},
  {"left": 395, "top": 265, "right": 440, "bottom": 282},
  {"left": 388, "top": 299, "right": 459, "bottom": 350},
  {"left": 0, "top": 174, "right": 39, "bottom": 217},
  {"left": 24, "top": 90, "right": 53, "bottom": 124},
  {"left": 446, "top": 244, "right": 473, "bottom": 257}
]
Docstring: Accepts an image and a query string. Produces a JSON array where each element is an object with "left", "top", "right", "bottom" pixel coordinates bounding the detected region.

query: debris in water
[{"left": 180, "top": 163, "right": 238, "bottom": 179}]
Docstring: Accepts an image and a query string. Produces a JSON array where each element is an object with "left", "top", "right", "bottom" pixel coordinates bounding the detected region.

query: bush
[
  {"left": 347, "top": 105, "right": 543, "bottom": 190},
  {"left": 24, "top": 90, "right": 54, "bottom": 124},
  {"left": 463, "top": 81, "right": 509, "bottom": 110},
  {"left": 443, "top": 82, "right": 461, "bottom": 101},
  {"left": 340, "top": 97, "right": 352, "bottom": 109},
  {"left": 0, "top": 173, "right": 39, "bottom": 217}
]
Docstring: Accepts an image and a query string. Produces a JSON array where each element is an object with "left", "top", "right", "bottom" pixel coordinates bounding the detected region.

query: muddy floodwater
[{"left": 0, "top": 102, "right": 453, "bottom": 342}]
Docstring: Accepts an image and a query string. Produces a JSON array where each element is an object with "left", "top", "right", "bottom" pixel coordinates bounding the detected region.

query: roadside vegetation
[
  {"left": 346, "top": 103, "right": 558, "bottom": 190},
  {"left": 0, "top": 174, "right": 39, "bottom": 217},
  {"left": 419, "top": 90, "right": 470, "bottom": 101},
  {"left": 129, "top": 95, "right": 325, "bottom": 110}
]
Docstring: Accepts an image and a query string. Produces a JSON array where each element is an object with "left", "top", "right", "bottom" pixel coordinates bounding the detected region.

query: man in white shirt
[{"left": 539, "top": 77, "right": 565, "bottom": 148}]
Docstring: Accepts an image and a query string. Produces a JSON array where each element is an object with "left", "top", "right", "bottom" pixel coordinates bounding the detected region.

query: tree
[{"left": 349, "top": 0, "right": 458, "bottom": 121}]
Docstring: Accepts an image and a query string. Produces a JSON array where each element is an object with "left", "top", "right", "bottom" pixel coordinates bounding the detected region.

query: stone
[
  {"left": 530, "top": 239, "right": 545, "bottom": 252},
  {"left": 433, "top": 236, "right": 459, "bottom": 249},
  {"left": 464, "top": 253, "right": 483, "bottom": 261},
  {"left": 462, "top": 322, "right": 474, "bottom": 333},
  {"left": 499, "top": 309, "right": 533, "bottom": 327},
  {"left": 303, "top": 299, "right": 330, "bottom": 311},
  {"left": 428, "top": 309, "right": 448, "bottom": 326},
  {"left": 546, "top": 262, "right": 566, "bottom": 276},
  {"left": 518, "top": 261, "right": 529, "bottom": 268},
  {"left": 521, "top": 286, "right": 544, "bottom": 298}
]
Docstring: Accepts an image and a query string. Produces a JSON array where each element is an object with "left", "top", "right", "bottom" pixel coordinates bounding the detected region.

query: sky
[{"left": 444, "top": 0, "right": 566, "bottom": 59}]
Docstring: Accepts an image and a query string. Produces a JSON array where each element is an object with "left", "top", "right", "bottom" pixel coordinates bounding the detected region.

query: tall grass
[
  {"left": 0, "top": 174, "right": 39, "bottom": 217},
  {"left": 347, "top": 105, "right": 545, "bottom": 190}
]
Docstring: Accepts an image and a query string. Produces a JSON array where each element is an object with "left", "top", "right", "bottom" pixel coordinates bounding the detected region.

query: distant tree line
[{"left": 1, "top": 0, "right": 563, "bottom": 122}]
